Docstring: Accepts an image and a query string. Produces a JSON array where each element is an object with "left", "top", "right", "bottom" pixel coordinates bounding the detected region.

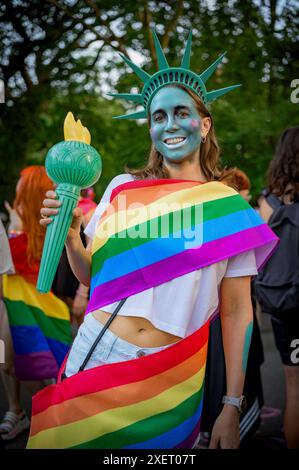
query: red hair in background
[
  {"left": 13, "top": 166, "right": 54, "bottom": 266},
  {"left": 222, "top": 167, "right": 251, "bottom": 192},
  {"left": 231, "top": 168, "right": 251, "bottom": 191}
]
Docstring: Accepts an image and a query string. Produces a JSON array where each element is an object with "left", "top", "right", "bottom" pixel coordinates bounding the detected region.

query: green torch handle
[{"left": 37, "top": 183, "right": 81, "bottom": 293}]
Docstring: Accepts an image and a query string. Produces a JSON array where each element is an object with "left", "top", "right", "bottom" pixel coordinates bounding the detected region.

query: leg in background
[{"left": 0, "top": 299, "right": 22, "bottom": 415}]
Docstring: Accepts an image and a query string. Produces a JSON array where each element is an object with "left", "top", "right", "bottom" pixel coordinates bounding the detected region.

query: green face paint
[
  {"left": 242, "top": 321, "right": 253, "bottom": 373},
  {"left": 149, "top": 87, "right": 202, "bottom": 163}
]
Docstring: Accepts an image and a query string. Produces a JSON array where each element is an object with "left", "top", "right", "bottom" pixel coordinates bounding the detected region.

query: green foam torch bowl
[{"left": 37, "top": 140, "right": 102, "bottom": 293}]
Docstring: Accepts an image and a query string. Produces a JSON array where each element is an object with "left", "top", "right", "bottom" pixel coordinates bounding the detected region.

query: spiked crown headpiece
[{"left": 108, "top": 30, "right": 241, "bottom": 120}]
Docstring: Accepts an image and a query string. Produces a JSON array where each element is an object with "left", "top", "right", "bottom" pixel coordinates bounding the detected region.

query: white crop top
[{"left": 85, "top": 174, "right": 258, "bottom": 338}]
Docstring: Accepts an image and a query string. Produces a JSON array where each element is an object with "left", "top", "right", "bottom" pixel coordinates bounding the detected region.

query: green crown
[{"left": 108, "top": 29, "right": 241, "bottom": 120}]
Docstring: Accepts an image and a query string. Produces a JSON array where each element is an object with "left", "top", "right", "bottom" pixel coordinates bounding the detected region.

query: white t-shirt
[{"left": 85, "top": 174, "right": 258, "bottom": 337}]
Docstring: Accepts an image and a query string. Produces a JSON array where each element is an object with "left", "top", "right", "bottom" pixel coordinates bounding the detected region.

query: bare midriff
[{"left": 92, "top": 309, "right": 182, "bottom": 348}]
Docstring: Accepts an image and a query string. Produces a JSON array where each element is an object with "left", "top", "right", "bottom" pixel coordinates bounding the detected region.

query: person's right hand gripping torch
[{"left": 37, "top": 112, "right": 102, "bottom": 293}]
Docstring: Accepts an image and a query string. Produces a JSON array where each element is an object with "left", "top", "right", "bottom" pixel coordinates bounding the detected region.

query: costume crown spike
[
  {"left": 152, "top": 29, "right": 170, "bottom": 69},
  {"left": 199, "top": 51, "right": 227, "bottom": 83},
  {"left": 118, "top": 53, "right": 151, "bottom": 83},
  {"left": 110, "top": 29, "right": 241, "bottom": 120},
  {"left": 180, "top": 30, "right": 192, "bottom": 69}
]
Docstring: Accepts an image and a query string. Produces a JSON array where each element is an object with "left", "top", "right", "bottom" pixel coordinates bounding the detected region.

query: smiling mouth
[{"left": 163, "top": 137, "right": 186, "bottom": 147}]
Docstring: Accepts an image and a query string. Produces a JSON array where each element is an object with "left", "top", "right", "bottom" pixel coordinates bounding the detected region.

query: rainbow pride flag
[
  {"left": 27, "top": 178, "right": 279, "bottom": 449},
  {"left": 87, "top": 179, "right": 279, "bottom": 313},
  {"left": 27, "top": 318, "right": 209, "bottom": 449},
  {"left": 3, "top": 274, "right": 71, "bottom": 381}
]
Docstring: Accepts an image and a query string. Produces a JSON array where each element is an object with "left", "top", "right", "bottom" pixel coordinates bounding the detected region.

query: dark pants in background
[{"left": 201, "top": 302, "right": 264, "bottom": 445}]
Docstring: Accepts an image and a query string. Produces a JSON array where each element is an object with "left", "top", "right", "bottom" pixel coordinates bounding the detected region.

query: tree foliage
[{"left": 0, "top": 0, "right": 298, "bottom": 208}]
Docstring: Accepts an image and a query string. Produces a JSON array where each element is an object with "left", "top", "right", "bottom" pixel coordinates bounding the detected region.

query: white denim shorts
[{"left": 65, "top": 313, "right": 172, "bottom": 377}]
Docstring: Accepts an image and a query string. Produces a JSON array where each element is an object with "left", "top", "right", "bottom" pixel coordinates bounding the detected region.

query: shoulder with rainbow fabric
[
  {"left": 107, "top": 29, "right": 241, "bottom": 120},
  {"left": 86, "top": 178, "right": 280, "bottom": 314}
]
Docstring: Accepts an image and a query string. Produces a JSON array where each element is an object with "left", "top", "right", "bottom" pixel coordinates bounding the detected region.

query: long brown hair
[
  {"left": 125, "top": 84, "right": 231, "bottom": 182},
  {"left": 267, "top": 127, "right": 299, "bottom": 202},
  {"left": 13, "top": 166, "right": 54, "bottom": 265}
]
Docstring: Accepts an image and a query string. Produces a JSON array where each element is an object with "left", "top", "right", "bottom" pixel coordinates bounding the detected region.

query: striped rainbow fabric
[
  {"left": 86, "top": 179, "right": 279, "bottom": 314},
  {"left": 3, "top": 274, "right": 71, "bottom": 381},
  {"left": 27, "top": 318, "right": 209, "bottom": 449}
]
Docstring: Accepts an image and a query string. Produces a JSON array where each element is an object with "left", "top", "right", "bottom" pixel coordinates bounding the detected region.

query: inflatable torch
[{"left": 37, "top": 112, "right": 102, "bottom": 293}]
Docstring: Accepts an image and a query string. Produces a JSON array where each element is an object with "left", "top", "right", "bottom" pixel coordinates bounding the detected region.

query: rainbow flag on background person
[
  {"left": 28, "top": 317, "right": 209, "bottom": 449},
  {"left": 27, "top": 178, "right": 279, "bottom": 449},
  {"left": 3, "top": 274, "right": 71, "bottom": 381}
]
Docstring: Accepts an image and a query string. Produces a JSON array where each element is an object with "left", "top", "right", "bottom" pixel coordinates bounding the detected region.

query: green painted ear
[{"left": 110, "top": 29, "right": 241, "bottom": 120}]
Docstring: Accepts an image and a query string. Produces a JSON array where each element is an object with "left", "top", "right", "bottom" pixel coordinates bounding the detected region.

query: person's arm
[
  {"left": 0, "top": 218, "right": 15, "bottom": 277},
  {"left": 72, "top": 281, "right": 90, "bottom": 317},
  {"left": 40, "top": 191, "right": 91, "bottom": 286},
  {"left": 4, "top": 201, "right": 23, "bottom": 233},
  {"left": 65, "top": 229, "right": 92, "bottom": 286},
  {"left": 209, "top": 275, "right": 253, "bottom": 449}
]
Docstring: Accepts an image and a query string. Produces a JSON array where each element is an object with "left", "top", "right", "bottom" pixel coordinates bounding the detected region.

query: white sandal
[{"left": 0, "top": 410, "right": 30, "bottom": 440}]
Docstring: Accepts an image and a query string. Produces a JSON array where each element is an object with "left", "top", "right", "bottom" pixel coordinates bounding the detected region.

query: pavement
[{"left": 0, "top": 313, "right": 286, "bottom": 450}]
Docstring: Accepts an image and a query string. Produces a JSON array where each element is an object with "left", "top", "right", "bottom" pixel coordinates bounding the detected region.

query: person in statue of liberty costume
[{"left": 40, "top": 30, "right": 278, "bottom": 449}]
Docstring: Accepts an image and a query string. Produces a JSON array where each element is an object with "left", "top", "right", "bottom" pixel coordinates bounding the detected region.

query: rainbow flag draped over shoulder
[
  {"left": 27, "top": 319, "right": 208, "bottom": 449},
  {"left": 3, "top": 235, "right": 71, "bottom": 380},
  {"left": 27, "top": 178, "right": 279, "bottom": 449},
  {"left": 87, "top": 179, "right": 279, "bottom": 313}
]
